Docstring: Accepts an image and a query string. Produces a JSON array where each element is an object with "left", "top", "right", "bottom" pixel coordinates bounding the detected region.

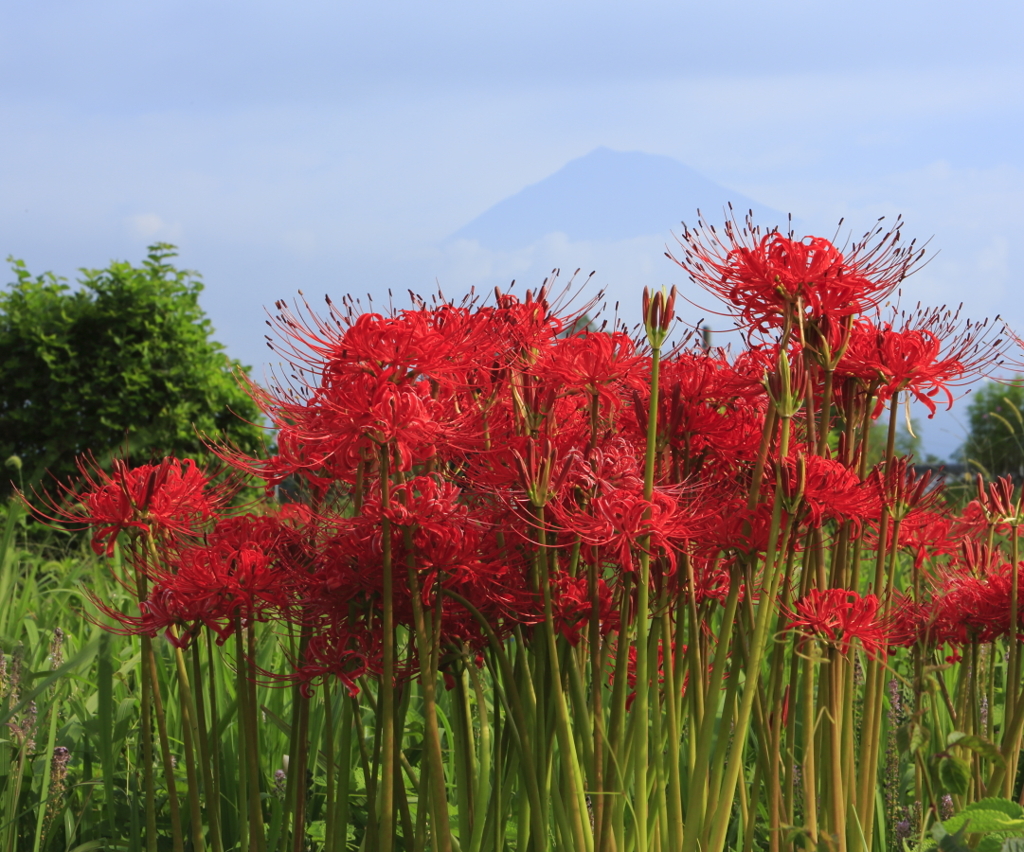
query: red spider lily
[
  {"left": 30, "top": 456, "right": 225, "bottom": 556},
  {"left": 969, "top": 474, "right": 1024, "bottom": 532},
  {"left": 92, "top": 510, "right": 306, "bottom": 646},
  {"left": 886, "top": 591, "right": 926, "bottom": 648},
  {"left": 566, "top": 436, "right": 644, "bottom": 494},
  {"left": 658, "top": 350, "right": 769, "bottom": 477},
  {"left": 706, "top": 500, "right": 786, "bottom": 556},
  {"left": 668, "top": 213, "right": 924, "bottom": 333},
  {"left": 549, "top": 574, "right": 619, "bottom": 644},
  {"left": 679, "top": 554, "right": 737, "bottom": 607},
  {"left": 889, "top": 509, "right": 957, "bottom": 569},
  {"left": 839, "top": 320, "right": 950, "bottom": 416},
  {"left": 781, "top": 454, "right": 878, "bottom": 532},
  {"left": 785, "top": 589, "right": 891, "bottom": 659},
  {"left": 869, "top": 458, "right": 940, "bottom": 521},
  {"left": 296, "top": 487, "right": 537, "bottom": 653},
  {"left": 923, "top": 557, "right": 1024, "bottom": 646},
  {"left": 538, "top": 330, "right": 649, "bottom": 416},
  {"left": 549, "top": 485, "right": 694, "bottom": 576},
  {"left": 260, "top": 372, "right": 448, "bottom": 484},
  {"left": 294, "top": 623, "right": 380, "bottom": 697}
]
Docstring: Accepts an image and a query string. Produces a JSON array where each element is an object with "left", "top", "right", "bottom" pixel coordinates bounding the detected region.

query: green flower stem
[
  {"left": 242, "top": 624, "right": 267, "bottom": 852},
  {"left": 191, "top": 636, "right": 223, "bottom": 852},
  {"left": 632, "top": 335, "right": 664, "bottom": 852},
  {"left": 289, "top": 674, "right": 311, "bottom": 852},
  {"left": 402, "top": 524, "right": 454, "bottom": 852},
  {"left": 378, "top": 445, "right": 397, "bottom": 852},
  {"left": 129, "top": 539, "right": 182, "bottom": 852},
  {"left": 587, "top": 553, "right": 607, "bottom": 848},
  {"left": 703, "top": 424, "right": 794, "bottom": 852},
  {"left": 562, "top": 639, "right": 595, "bottom": 783},
  {"left": 322, "top": 682, "right": 337, "bottom": 852},
  {"left": 442, "top": 589, "right": 547, "bottom": 845},
  {"left": 534, "top": 506, "right": 592, "bottom": 852},
  {"left": 659, "top": 610, "right": 683, "bottom": 852},
  {"left": 170, "top": 639, "right": 207, "bottom": 852},
  {"left": 601, "top": 573, "right": 632, "bottom": 852},
  {"left": 1006, "top": 525, "right": 1022, "bottom": 798},
  {"left": 234, "top": 627, "right": 249, "bottom": 852},
  {"left": 205, "top": 634, "right": 224, "bottom": 850},
  {"left": 453, "top": 667, "right": 476, "bottom": 844},
  {"left": 140, "top": 634, "right": 158, "bottom": 852},
  {"left": 825, "top": 650, "right": 848, "bottom": 852},
  {"left": 680, "top": 568, "right": 743, "bottom": 852},
  {"left": 145, "top": 633, "right": 186, "bottom": 852},
  {"left": 800, "top": 641, "right": 821, "bottom": 848},
  {"left": 466, "top": 655, "right": 493, "bottom": 852},
  {"left": 351, "top": 691, "right": 378, "bottom": 852}
]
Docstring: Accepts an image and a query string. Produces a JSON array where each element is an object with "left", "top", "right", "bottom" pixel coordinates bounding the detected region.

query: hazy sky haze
[{"left": 3, "top": 0, "right": 1022, "bottom": 457}]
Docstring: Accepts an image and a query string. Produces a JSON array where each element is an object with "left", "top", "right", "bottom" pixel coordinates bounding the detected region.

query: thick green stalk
[
  {"left": 466, "top": 658, "right": 493, "bottom": 852},
  {"left": 205, "top": 634, "right": 224, "bottom": 851},
  {"left": 632, "top": 337, "right": 663, "bottom": 852},
  {"left": 702, "top": 426, "right": 794, "bottom": 852},
  {"left": 378, "top": 447, "right": 396, "bottom": 852},
  {"left": 243, "top": 625, "right": 267, "bottom": 852},
  {"left": 402, "top": 523, "right": 453, "bottom": 852},
  {"left": 140, "top": 635, "right": 158, "bottom": 852},
  {"left": 443, "top": 589, "right": 547, "bottom": 845},
  {"left": 191, "top": 637, "right": 223, "bottom": 852},
  {"left": 171, "top": 640, "right": 207, "bottom": 852},
  {"left": 145, "top": 635, "right": 186, "bottom": 852},
  {"left": 535, "top": 507, "right": 591, "bottom": 852},
  {"left": 659, "top": 611, "right": 683, "bottom": 851}
]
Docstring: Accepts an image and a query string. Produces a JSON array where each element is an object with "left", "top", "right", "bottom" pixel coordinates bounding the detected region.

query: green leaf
[
  {"left": 947, "top": 732, "right": 1007, "bottom": 766},
  {"left": 931, "top": 821, "right": 973, "bottom": 852},
  {"left": 939, "top": 755, "right": 971, "bottom": 795},
  {"left": 964, "top": 798, "right": 1024, "bottom": 819},
  {"left": 897, "top": 720, "right": 929, "bottom": 755},
  {"left": 942, "top": 810, "right": 1024, "bottom": 835}
]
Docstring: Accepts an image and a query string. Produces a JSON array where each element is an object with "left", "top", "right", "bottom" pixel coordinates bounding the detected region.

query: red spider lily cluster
[
  {"left": 28, "top": 215, "right": 1024, "bottom": 850},
  {"left": 32, "top": 217, "right": 1016, "bottom": 690}
]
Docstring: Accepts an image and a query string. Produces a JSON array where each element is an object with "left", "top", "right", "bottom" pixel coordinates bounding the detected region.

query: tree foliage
[
  {"left": 0, "top": 244, "right": 265, "bottom": 492},
  {"left": 959, "top": 378, "right": 1024, "bottom": 479}
]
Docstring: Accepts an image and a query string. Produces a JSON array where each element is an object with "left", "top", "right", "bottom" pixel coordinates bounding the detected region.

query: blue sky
[{"left": 3, "top": 0, "right": 1022, "bottom": 458}]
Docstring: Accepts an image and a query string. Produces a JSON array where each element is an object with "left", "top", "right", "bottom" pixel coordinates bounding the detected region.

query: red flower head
[
  {"left": 837, "top": 306, "right": 1004, "bottom": 417},
  {"left": 538, "top": 330, "right": 649, "bottom": 415},
  {"left": 785, "top": 589, "right": 890, "bottom": 659},
  {"left": 668, "top": 214, "right": 924, "bottom": 334},
  {"left": 30, "top": 456, "right": 223, "bottom": 556},
  {"left": 782, "top": 454, "right": 878, "bottom": 532}
]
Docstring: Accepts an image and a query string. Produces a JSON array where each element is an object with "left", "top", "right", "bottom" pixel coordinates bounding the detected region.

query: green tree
[
  {"left": 0, "top": 244, "right": 266, "bottom": 493},
  {"left": 959, "top": 378, "right": 1024, "bottom": 479}
]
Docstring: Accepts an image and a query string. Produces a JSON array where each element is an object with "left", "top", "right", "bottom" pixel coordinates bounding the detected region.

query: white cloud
[{"left": 126, "top": 213, "right": 181, "bottom": 241}]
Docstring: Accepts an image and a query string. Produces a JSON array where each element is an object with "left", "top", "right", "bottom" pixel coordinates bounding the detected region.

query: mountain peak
[{"left": 448, "top": 147, "right": 783, "bottom": 250}]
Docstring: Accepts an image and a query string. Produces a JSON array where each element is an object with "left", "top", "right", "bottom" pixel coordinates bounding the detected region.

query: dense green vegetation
[
  {"left": 0, "top": 246, "right": 266, "bottom": 495},
  {"left": 960, "top": 379, "right": 1024, "bottom": 480}
]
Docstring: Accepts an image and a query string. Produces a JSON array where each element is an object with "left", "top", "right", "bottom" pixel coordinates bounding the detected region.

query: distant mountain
[{"left": 447, "top": 147, "right": 785, "bottom": 251}]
